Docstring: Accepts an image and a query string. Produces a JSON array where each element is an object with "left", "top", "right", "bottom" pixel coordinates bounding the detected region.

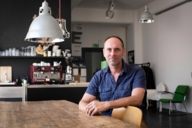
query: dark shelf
[
  {"left": 0, "top": 56, "right": 67, "bottom": 81},
  {"left": 0, "top": 56, "right": 65, "bottom": 59}
]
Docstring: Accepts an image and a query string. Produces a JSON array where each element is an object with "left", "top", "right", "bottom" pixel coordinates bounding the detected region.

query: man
[{"left": 79, "top": 35, "right": 146, "bottom": 116}]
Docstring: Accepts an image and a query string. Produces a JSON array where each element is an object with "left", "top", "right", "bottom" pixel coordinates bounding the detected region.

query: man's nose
[{"left": 110, "top": 50, "right": 115, "bottom": 56}]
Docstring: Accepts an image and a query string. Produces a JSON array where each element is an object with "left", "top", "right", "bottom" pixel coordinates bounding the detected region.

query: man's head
[{"left": 103, "top": 35, "right": 125, "bottom": 68}]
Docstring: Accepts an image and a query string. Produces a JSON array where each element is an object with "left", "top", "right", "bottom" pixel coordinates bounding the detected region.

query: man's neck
[
  {"left": 110, "top": 65, "right": 122, "bottom": 82},
  {"left": 110, "top": 62, "right": 123, "bottom": 75}
]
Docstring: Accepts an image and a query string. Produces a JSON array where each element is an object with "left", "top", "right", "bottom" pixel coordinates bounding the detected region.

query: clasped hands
[{"left": 85, "top": 100, "right": 109, "bottom": 116}]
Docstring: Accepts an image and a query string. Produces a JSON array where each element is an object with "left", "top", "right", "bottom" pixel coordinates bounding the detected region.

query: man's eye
[
  {"left": 115, "top": 49, "right": 120, "bottom": 52},
  {"left": 107, "top": 49, "right": 111, "bottom": 52}
]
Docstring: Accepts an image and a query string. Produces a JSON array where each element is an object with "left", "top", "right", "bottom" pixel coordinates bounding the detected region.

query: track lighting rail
[{"left": 155, "top": 0, "right": 192, "bottom": 15}]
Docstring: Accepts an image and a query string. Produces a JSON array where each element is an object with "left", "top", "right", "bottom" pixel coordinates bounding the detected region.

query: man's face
[{"left": 103, "top": 37, "right": 125, "bottom": 67}]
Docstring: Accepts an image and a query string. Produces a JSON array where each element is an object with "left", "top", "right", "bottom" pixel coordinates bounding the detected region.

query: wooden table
[{"left": 0, "top": 100, "right": 135, "bottom": 128}]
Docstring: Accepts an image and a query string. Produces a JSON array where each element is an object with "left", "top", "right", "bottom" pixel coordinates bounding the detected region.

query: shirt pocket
[
  {"left": 117, "top": 85, "right": 132, "bottom": 98},
  {"left": 99, "top": 88, "right": 113, "bottom": 101}
]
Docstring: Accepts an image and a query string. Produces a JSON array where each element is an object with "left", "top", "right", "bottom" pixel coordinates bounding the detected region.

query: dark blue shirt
[{"left": 86, "top": 61, "right": 146, "bottom": 116}]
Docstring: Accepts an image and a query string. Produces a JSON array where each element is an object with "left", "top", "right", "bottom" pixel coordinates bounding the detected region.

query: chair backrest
[
  {"left": 112, "top": 106, "right": 143, "bottom": 128},
  {"left": 173, "top": 85, "right": 189, "bottom": 102},
  {"left": 156, "top": 82, "right": 167, "bottom": 92}
]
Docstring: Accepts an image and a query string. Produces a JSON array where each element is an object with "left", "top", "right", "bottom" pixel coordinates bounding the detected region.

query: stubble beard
[{"left": 108, "top": 59, "right": 121, "bottom": 67}]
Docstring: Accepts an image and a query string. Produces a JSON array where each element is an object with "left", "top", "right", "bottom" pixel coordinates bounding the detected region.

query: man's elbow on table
[
  {"left": 78, "top": 93, "right": 96, "bottom": 112},
  {"left": 78, "top": 100, "right": 86, "bottom": 112}
]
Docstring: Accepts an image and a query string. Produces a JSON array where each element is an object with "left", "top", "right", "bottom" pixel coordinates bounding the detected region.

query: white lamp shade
[
  {"left": 106, "top": 9, "right": 114, "bottom": 19},
  {"left": 139, "top": 5, "right": 154, "bottom": 23},
  {"left": 105, "top": 0, "right": 115, "bottom": 19},
  {"left": 25, "top": 1, "right": 64, "bottom": 43}
]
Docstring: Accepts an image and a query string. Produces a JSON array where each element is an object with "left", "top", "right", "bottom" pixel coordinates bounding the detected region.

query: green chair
[{"left": 159, "top": 85, "right": 189, "bottom": 115}]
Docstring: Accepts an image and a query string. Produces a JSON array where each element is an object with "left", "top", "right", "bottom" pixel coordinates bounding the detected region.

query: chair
[
  {"left": 159, "top": 85, "right": 189, "bottom": 115},
  {"left": 112, "top": 106, "right": 143, "bottom": 128},
  {"left": 146, "top": 83, "right": 170, "bottom": 109}
]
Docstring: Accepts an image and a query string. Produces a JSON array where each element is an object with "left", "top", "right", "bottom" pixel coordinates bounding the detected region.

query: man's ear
[
  {"left": 123, "top": 48, "right": 126, "bottom": 55},
  {"left": 103, "top": 48, "right": 105, "bottom": 57}
]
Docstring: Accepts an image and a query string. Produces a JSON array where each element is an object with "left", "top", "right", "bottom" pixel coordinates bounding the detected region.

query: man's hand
[{"left": 85, "top": 100, "right": 110, "bottom": 116}]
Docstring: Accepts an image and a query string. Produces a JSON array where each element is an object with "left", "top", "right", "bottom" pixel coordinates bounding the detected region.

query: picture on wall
[{"left": 128, "top": 50, "right": 134, "bottom": 64}]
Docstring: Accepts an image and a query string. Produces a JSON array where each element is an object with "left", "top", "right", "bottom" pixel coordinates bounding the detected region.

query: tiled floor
[{"left": 142, "top": 108, "right": 192, "bottom": 128}]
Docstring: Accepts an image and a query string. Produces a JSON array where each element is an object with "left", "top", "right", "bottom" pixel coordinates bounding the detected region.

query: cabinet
[
  {"left": 26, "top": 84, "right": 87, "bottom": 103},
  {"left": 0, "top": 84, "right": 87, "bottom": 103},
  {"left": 0, "top": 85, "right": 25, "bottom": 101}
]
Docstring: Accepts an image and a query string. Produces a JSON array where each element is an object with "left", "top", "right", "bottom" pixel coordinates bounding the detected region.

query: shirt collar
[{"left": 104, "top": 60, "right": 129, "bottom": 74}]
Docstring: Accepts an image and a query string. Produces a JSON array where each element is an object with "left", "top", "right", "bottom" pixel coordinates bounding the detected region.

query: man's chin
[
  {"left": 110, "top": 63, "right": 118, "bottom": 66},
  {"left": 109, "top": 61, "right": 121, "bottom": 67}
]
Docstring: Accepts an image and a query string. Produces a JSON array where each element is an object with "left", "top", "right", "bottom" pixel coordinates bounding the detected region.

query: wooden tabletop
[{"left": 0, "top": 100, "right": 136, "bottom": 128}]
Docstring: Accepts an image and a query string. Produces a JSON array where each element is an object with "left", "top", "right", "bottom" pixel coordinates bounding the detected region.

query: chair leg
[
  {"left": 173, "top": 103, "right": 176, "bottom": 111},
  {"left": 183, "top": 103, "right": 188, "bottom": 113},
  {"left": 169, "top": 102, "right": 173, "bottom": 115},
  {"left": 146, "top": 99, "right": 149, "bottom": 110},
  {"left": 159, "top": 102, "right": 162, "bottom": 112}
]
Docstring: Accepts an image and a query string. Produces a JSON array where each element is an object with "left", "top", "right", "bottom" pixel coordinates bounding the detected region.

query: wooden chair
[{"left": 112, "top": 106, "right": 143, "bottom": 128}]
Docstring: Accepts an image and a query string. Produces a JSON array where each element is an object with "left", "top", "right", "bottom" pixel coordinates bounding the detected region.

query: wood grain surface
[{"left": 0, "top": 100, "right": 136, "bottom": 128}]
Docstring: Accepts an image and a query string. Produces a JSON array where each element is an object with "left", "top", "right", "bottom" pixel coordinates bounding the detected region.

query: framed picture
[
  {"left": 0, "top": 66, "right": 12, "bottom": 83},
  {"left": 128, "top": 50, "right": 134, "bottom": 64}
]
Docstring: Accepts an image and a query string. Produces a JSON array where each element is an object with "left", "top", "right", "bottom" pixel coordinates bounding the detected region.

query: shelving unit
[
  {"left": 0, "top": 56, "right": 67, "bottom": 83},
  {"left": 0, "top": 0, "right": 71, "bottom": 84},
  {"left": 0, "top": 0, "right": 73, "bottom": 102}
]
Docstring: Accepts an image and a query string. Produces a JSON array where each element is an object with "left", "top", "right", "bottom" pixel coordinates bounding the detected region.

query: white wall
[
  {"left": 72, "top": 23, "right": 127, "bottom": 48},
  {"left": 72, "top": 7, "right": 134, "bottom": 24},
  {"left": 141, "top": 0, "right": 192, "bottom": 112},
  {"left": 71, "top": 8, "right": 135, "bottom": 62},
  {"left": 71, "top": 0, "right": 192, "bottom": 113}
]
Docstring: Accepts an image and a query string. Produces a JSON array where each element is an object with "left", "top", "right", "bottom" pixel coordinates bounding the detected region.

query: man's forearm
[
  {"left": 107, "top": 88, "right": 145, "bottom": 109},
  {"left": 78, "top": 93, "right": 97, "bottom": 112},
  {"left": 107, "top": 95, "right": 144, "bottom": 109}
]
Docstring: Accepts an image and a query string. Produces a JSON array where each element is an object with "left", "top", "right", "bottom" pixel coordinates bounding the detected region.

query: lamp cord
[{"left": 59, "top": 0, "right": 61, "bottom": 19}]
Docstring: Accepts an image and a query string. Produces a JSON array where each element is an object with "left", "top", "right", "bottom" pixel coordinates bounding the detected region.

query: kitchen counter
[
  {"left": 27, "top": 82, "right": 89, "bottom": 88},
  {"left": 0, "top": 83, "right": 89, "bottom": 103},
  {"left": 26, "top": 83, "right": 88, "bottom": 103},
  {"left": 0, "top": 86, "right": 25, "bottom": 101}
]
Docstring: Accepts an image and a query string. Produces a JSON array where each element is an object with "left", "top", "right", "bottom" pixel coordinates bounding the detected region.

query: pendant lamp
[
  {"left": 106, "top": 0, "right": 115, "bottom": 19},
  {"left": 25, "top": 0, "right": 64, "bottom": 43},
  {"left": 57, "top": 0, "right": 70, "bottom": 39},
  {"left": 139, "top": 5, "right": 154, "bottom": 23}
]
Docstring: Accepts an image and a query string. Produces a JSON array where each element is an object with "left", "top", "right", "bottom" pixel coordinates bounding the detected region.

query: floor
[{"left": 142, "top": 108, "right": 192, "bottom": 128}]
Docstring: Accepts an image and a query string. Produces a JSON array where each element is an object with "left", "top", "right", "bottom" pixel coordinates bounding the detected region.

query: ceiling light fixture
[
  {"left": 57, "top": 0, "right": 70, "bottom": 39},
  {"left": 25, "top": 0, "right": 64, "bottom": 44},
  {"left": 139, "top": 5, "right": 154, "bottom": 23},
  {"left": 106, "top": 0, "right": 115, "bottom": 19}
]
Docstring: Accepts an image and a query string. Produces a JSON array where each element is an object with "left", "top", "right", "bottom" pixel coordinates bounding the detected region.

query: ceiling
[{"left": 71, "top": 0, "right": 154, "bottom": 10}]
